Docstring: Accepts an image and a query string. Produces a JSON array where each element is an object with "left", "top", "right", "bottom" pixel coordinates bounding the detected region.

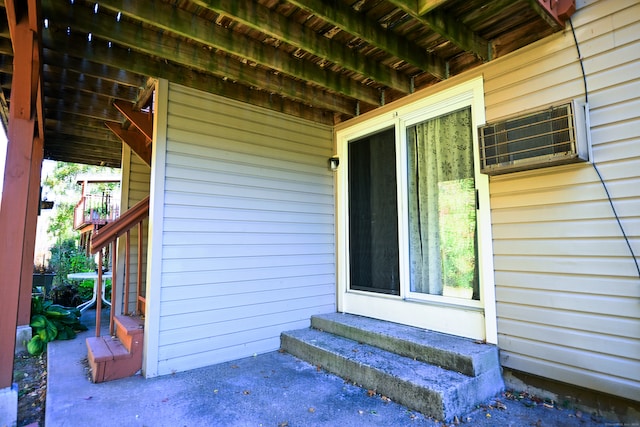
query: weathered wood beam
[
  {"left": 43, "top": 48, "right": 147, "bottom": 89},
  {"left": 417, "top": 0, "right": 448, "bottom": 15},
  {"left": 44, "top": 135, "right": 122, "bottom": 160},
  {"left": 97, "top": 0, "right": 413, "bottom": 93},
  {"left": 135, "top": 78, "right": 156, "bottom": 110},
  {"left": 41, "top": 30, "right": 346, "bottom": 124},
  {"left": 285, "top": 0, "right": 445, "bottom": 79},
  {"left": 0, "top": 36, "right": 13, "bottom": 55},
  {"left": 105, "top": 121, "right": 151, "bottom": 166},
  {"left": 42, "top": 0, "right": 382, "bottom": 106},
  {"left": 387, "top": 0, "right": 490, "bottom": 60},
  {"left": 18, "top": 135, "right": 43, "bottom": 326},
  {"left": 45, "top": 119, "right": 120, "bottom": 141},
  {"left": 44, "top": 132, "right": 120, "bottom": 148},
  {"left": 43, "top": 70, "right": 140, "bottom": 102},
  {"left": 43, "top": 91, "right": 121, "bottom": 122},
  {"left": 45, "top": 113, "right": 121, "bottom": 131},
  {"left": 43, "top": 146, "right": 121, "bottom": 167},
  {"left": 113, "top": 100, "right": 152, "bottom": 142},
  {"left": 0, "top": 0, "right": 40, "bottom": 390}
]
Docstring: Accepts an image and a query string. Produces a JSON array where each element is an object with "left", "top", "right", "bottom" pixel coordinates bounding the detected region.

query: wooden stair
[{"left": 86, "top": 315, "right": 144, "bottom": 383}]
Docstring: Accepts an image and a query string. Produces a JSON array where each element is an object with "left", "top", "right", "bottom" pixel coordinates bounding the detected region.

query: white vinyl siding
[
  {"left": 152, "top": 83, "right": 335, "bottom": 375},
  {"left": 117, "top": 147, "right": 150, "bottom": 314},
  {"left": 333, "top": 0, "right": 639, "bottom": 401},
  {"left": 485, "top": 0, "right": 640, "bottom": 400}
]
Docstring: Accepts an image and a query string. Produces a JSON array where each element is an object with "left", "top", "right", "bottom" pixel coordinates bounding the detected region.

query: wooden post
[
  {"left": 17, "top": 136, "right": 44, "bottom": 327},
  {"left": 0, "top": 8, "right": 39, "bottom": 387},
  {"left": 110, "top": 240, "right": 117, "bottom": 335},
  {"left": 137, "top": 221, "right": 143, "bottom": 313},
  {"left": 124, "top": 230, "right": 131, "bottom": 314},
  {"left": 95, "top": 253, "right": 103, "bottom": 337}
]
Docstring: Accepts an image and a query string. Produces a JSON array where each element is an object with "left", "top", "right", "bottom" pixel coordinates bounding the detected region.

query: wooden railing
[
  {"left": 89, "top": 196, "right": 149, "bottom": 336},
  {"left": 73, "top": 193, "right": 119, "bottom": 230}
]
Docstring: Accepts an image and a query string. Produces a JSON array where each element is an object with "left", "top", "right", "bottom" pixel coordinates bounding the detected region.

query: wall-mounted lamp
[{"left": 329, "top": 156, "right": 340, "bottom": 171}]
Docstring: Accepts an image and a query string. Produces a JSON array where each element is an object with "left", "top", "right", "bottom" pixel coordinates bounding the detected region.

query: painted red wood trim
[
  {"left": 17, "top": 137, "right": 44, "bottom": 326},
  {"left": 113, "top": 100, "right": 154, "bottom": 142},
  {"left": 535, "top": 0, "right": 576, "bottom": 27},
  {"left": 0, "top": 1, "right": 39, "bottom": 387}
]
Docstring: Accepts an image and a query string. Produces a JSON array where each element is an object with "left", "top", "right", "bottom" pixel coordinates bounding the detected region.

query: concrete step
[
  {"left": 281, "top": 313, "right": 504, "bottom": 422},
  {"left": 311, "top": 312, "right": 498, "bottom": 377}
]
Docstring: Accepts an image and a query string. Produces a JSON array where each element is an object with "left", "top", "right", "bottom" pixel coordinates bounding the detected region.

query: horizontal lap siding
[
  {"left": 120, "top": 150, "right": 150, "bottom": 313},
  {"left": 486, "top": 1, "right": 640, "bottom": 400},
  {"left": 156, "top": 83, "right": 335, "bottom": 374}
]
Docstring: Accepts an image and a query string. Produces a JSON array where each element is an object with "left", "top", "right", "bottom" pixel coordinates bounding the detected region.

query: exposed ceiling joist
[
  {"left": 0, "top": 0, "right": 574, "bottom": 166},
  {"left": 209, "top": 0, "right": 446, "bottom": 80},
  {"left": 103, "top": 0, "right": 415, "bottom": 93},
  {"left": 387, "top": 0, "right": 490, "bottom": 60},
  {"left": 43, "top": 0, "right": 386, "bottom": 105}
]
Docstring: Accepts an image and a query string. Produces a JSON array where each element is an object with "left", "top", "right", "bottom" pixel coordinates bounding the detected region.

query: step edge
[
  {"left": 114, "top": 315, "right": 145, "bottom": 336},
  {"left": 282, "top": 329, "right": 504, "bottom": 422},
  {"left": 281, "top": 332, "right": 455, "bottom": 420},
  {"left": 311, "top": 313, "right": 497, "bottom": 376}
]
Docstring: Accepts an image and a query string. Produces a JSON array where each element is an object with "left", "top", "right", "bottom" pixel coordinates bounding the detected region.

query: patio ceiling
[{"left": 0, "top": 0, "right": 575, "bottom": 167}]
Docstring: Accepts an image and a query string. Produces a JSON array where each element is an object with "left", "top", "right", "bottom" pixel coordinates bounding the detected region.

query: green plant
[
  {"left": 48, "top": 238, "right": 95, "bottom": 287},
  {"left": 27, "top": 296, "right": 88, "bottom": 356}
]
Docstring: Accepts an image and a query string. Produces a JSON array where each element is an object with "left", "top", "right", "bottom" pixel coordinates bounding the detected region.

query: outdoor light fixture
[{"left": 329, "top": 156, "right": 340, "bottom": 171}]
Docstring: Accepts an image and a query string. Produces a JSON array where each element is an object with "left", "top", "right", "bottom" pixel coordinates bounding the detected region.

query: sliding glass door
[{"left": 337, "top": 78, "right": 494, "bottom": 341}]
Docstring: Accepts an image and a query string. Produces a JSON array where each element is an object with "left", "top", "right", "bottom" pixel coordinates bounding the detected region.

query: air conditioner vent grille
[{"left": 478, "top": 101, "right": 589, "bottom": 175}]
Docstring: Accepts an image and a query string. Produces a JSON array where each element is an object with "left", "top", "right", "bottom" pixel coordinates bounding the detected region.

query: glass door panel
[
  {"left": 348, "top": 127, "right": 400, "bottom": 295},
  {"left": 406, "top": 107, "right": 479, "bottom": 300}
]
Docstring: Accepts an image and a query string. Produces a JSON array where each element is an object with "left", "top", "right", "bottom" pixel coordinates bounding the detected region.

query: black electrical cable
[{"left": 569, "top": 18, "right": 640, "bottom": 278}]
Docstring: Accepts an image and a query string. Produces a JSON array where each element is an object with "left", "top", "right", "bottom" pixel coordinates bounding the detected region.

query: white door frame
[{"left": 335, "top": 77, "right": 498, "bottom": 343}]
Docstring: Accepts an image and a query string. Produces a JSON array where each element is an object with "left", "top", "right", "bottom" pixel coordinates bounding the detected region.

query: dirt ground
[{"left": 13, "top": 351, "right": 47, "bottom": 427}]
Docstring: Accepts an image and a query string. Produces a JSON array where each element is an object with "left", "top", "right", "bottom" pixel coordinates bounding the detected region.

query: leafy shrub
[
  {"left": 27, "top": 296, "right": 88, "bottom": 356},
  {"left": 49, "top": 238, "right": 95, "bottom": 287}
]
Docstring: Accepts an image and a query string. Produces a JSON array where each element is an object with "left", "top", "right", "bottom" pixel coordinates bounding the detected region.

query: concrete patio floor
[{"left": 45, "top": 309, "right": 619, "bottom": 426}]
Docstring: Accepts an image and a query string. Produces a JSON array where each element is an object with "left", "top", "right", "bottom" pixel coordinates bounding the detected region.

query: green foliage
[
  {"left": 48, "top": 238, "right": 95, "bottom": 287},
  {"left": 439, "top": 178, "right": 477, "bottom": 291},
  {"left": 42, "top": 161, "right": 119, "bottom": 242},
  {"left": 47, "top": 202, "right": 77, "bottom": 242},
  {"left": 27, "top": 296, "right": 88, "bottom": 356}
]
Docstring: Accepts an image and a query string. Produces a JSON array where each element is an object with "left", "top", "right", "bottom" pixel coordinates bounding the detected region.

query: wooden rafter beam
[
  {"left": 41, "top": 30, "right": 352, "bottom": 123},
  {"left": 135, "top": 78, "right": 156, "bottom": 110},
  {"left": 43, "top": 91, "right": 122, "bottom": 122},
  {"left": 43, "top": 48, "right": 147, "bottom": 89},
  {"left": 42, "top": 0, "right": 383, "bottom": 106},
  {"left": 113, "top": 100, "right": 152, "bottom": 142},
  {"left": 387, "top": 0, "right": 490, "bottom": 60},
  {"left": 5, "top": 0, "right": 43, "bottom": 137},
  {"left": 43, "top": 71, "right": 140, "bottom": 102},
  {"left": 105, "top": 121, "right": 151, "bottom": 166},
  {"left": 285, "top": 0, "right": 446, "bottom": 79},
  {"left": 97, "top": 0, "right": 414, "bottom": 93},
  {"left": 417, "top": 0, "right": 448, "bottom": 15}
]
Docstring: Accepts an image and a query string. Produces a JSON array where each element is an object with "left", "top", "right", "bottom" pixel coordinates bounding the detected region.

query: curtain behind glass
[{"left": 407, "top": 107, "right": 479, "bottom": 299}]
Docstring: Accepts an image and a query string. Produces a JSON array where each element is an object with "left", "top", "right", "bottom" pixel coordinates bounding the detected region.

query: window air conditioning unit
[{"left": 478, "top": 100, "right": 590, "bottom": 175}]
